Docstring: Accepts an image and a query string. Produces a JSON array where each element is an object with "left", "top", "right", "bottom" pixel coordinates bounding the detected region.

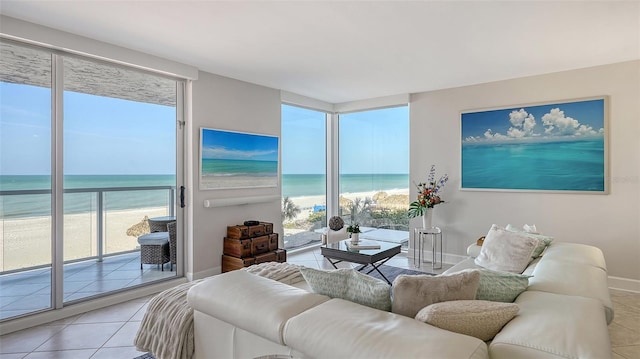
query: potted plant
[{"left": 346, "top": 223, "right": 361, "bottom": 243}]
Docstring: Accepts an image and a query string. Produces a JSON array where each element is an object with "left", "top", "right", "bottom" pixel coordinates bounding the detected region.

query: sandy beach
[
  {"left": 0, "top": 207, "right": 167, "bottom": 272},
  {"left": 285, "top": 188, "right": 410, "bottom": 223},
  {"left": 1, "top": 189, "right": 410, "bottom": 271}
]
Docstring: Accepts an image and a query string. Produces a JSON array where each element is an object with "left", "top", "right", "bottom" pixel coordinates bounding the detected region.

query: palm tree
[
  {"left": 348, "top": 197, "right": 373, "bottom": 225},
  {"left": 282, "top": 196, "right": 301, "bottom": 222}
]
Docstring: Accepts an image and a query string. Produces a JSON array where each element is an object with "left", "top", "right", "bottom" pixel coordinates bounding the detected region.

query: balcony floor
[{"left": 0, "top": 252, "right": 175, "bottom": 321}]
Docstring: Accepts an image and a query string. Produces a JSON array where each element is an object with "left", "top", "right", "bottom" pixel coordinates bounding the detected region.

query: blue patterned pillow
[
  {"left": 300, "top": 267, "right": 391, "bottom": 311},
  {"left": 476, "top": 269, "right": 531, "bottom": 303}
]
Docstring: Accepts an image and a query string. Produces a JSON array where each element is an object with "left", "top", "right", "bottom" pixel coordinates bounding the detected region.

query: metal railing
[{"left": 0, "top": 185, "right": 176, "bottom": 274}]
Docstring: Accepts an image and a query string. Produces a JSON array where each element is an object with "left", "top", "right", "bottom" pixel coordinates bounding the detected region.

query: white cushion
[
  {"left": 187, "top": 270, "right": 330, "bottom": 344},
  {"left": 528, "top": 258, "right": 614, "bottom": 324},
  {"left": 474, "top": 225, "right": 539, "bottom": 273},
  {"left": 137, "top": 232, "right": 169, "bottom": 245},
  {"left": 284, "top": 298, "right": 489, "bottom": 359},
  {"left": 415, "top": 300, "right": 519, "bottom": 342}
]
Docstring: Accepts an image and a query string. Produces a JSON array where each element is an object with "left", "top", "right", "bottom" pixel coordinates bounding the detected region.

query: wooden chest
[
  {"left": 221, "top": 249, "right": 286, "bottom": 273},
  {"left": 226, "top": 222, "right": 274, "bottom": 239},
  {"left": 221, "top": 255, "right": 255, "bottom": 272},
  {"left": 222, "top": 221, "right": 281, "bottom": 273},
  {"left": 223, "top": 234, "right": 279, "bottom": 258}
]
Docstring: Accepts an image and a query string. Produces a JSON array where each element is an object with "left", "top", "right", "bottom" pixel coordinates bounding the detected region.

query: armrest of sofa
[
  {"left": 467, "top": 243, "right": 482, "bottom": 258},
  {"left": 187, "top": 270, "right": 330, "bottom": 345},
  {"left": 491, "top": 291, "right": 611, "bottom": 359}
]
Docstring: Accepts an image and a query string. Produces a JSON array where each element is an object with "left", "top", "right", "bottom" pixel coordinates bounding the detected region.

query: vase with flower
[{"left": 408, "top": 165, "right": 448, "bottom": 229}]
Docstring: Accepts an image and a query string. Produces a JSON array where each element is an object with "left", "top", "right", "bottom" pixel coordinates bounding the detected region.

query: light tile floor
[
  {"left": 1, "top": 247, "right": 638, "bottom": 358},
  {"left": 0, "top": 252, "right": 176, "bottom": 321}
]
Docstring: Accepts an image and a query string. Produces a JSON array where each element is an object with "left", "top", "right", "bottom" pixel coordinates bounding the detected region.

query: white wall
[
  {"left": 190, "top": 71, "right": 282, "bottom": 279},
  {"left": 410, "top": 60, "right": 640, "bottom": 281}
]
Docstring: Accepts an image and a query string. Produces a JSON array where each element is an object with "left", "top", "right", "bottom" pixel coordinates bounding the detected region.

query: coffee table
[{"left": 320, "top": 239, "right": 401, "bottom": 284}]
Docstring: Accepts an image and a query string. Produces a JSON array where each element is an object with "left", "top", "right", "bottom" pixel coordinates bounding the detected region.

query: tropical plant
[
  {"left": 347, "top": 197, "right": 373, "bottom": 224},
  {"left": 281, "top": 196, "right": 301, "bottom": 221}
]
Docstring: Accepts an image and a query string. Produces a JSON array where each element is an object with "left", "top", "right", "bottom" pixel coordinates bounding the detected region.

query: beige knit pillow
[{"left": 415, "top": 300, "right": 519, "bottom": 341}]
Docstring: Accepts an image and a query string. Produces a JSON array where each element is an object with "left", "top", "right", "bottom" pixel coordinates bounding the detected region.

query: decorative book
[{"left": 346, "top": 240, "right": 381, "bottom": 250}]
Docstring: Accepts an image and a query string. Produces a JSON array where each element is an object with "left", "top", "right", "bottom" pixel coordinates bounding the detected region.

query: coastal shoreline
[
  {"left": 286, "top": 188, "right": 409, "bottom": 223},
  {"left": 0, "top": 207, "right": 167, "bottom": 272},
  {"left": 1, "top": 188, "right": 410, "bottom": 271}
]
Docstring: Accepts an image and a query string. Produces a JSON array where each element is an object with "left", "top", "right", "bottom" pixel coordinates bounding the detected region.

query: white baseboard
[
  {"left": 608, "top": 276, "right": 640, "bottom": 293},
  {"left": 0, "top": 277, "right": 187, "bottom": 335},
  {"left": 409, "top": 251, "right": 467, "bottom": 267},
  {"left": 187, "top": 266, "right": 221, "bottom": 281}
]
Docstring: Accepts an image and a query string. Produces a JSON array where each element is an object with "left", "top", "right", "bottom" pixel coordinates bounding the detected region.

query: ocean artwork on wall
[
  {"left": 200, "top": 128, "right": 279, "bottom": 190},
  {"left": 461, "top": 97, "right": 607, "bottom": 193}
]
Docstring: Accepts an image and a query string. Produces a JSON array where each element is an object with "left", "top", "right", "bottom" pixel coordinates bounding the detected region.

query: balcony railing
[{"left": 0, "top": 186, "right": 175, "bottom": 274}]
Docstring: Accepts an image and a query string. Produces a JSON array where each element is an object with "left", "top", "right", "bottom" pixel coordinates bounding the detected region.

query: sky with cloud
[
  {"left": 201, "top": 129, "right": 278, "bottom": 161},
  {"left": 462, "top": 98, "right": 605, "bottom": 144}
]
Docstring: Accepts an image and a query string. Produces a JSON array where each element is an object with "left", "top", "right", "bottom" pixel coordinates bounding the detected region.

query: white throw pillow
[
  {"left": 505, "top": 224, "right": 554, "bottom": 258},
  {"left": 474, "top": 224, "right": 540, "bottom": 273}
]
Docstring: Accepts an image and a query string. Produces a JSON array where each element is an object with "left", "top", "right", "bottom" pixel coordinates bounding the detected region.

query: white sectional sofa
[{"left": 187, "top": 242, "right": 612, "bottom": 359}]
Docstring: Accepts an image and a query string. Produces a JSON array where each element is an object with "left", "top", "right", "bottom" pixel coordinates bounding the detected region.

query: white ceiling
[{"left": 1, "top": 1, "right": 639, "bottom": 104}]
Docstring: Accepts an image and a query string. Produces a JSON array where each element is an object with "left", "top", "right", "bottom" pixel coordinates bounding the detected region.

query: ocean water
[
  {"left": 1, "top": 175, "right": 176, "bottom": 218},
  {"left": 201, "top": 159, "right": 277, "bottom": 177},
  {"left": 1, "top": 173, "right": 409, "bottom": 218},
  {"left": 462, "top": 139, "right": 605, "bottom": 191},
  {"left": 282, "top": 174, "right": 409, "bottom": 197}
]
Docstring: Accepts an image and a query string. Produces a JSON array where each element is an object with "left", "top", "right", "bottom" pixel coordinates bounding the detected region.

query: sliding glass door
[
  {"left": 62, "top": 56, "right": 179, "bottom": 302},
  {"left": 0, "top": 42, "right": 53, "bottom": 319},
  {"left": 0, "top": 39, "right": 185, "bottom": 321}
]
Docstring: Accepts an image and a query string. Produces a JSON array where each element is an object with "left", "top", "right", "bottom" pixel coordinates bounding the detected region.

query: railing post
[
  {"left": 97, "top": 190, "right": 104, "bottom": 262},
  {"left": 169, "top": 187, "right": 176, "bottom": 217}
]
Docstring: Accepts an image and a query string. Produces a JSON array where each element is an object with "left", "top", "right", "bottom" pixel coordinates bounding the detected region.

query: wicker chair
[
  {"left": 167, "top": 221, "right": 177, "bottom": 271},
  {"left": 148, "top": 218, "right": 169, "bottom": 232},
  {"left": 137, "top": 232, "right": 170, "bottom": 271}
]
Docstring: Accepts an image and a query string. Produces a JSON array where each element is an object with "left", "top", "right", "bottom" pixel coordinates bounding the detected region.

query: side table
[{"left": 413, "top": 227, "right": 443, "bottom": 270}]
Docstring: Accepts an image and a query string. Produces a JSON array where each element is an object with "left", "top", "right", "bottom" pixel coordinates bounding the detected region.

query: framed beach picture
[
  {"left": 461, "top": 97, "right": 608, "bottom": 193},
  {"left": 200, "top": 128, "right": 279, "bottom": 190}
]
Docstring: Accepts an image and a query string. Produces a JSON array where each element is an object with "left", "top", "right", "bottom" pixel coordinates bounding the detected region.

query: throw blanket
[
  {"left": 134, "top": 279, "right": 205, "bottom": 359},
  {"left": 134, "top": 263, "right": 304, "bottom": 359},
  {"left": 242, "top": 261, "right": 304, "bottom": 284}
]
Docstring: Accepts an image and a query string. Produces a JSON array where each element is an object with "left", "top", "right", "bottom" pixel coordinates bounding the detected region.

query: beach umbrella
[
  {"left": 373, "top": 191, "right": 388, "bottom": 201},
  {"left": 126, "top": 216, "right": 151, "bottom": 237}
]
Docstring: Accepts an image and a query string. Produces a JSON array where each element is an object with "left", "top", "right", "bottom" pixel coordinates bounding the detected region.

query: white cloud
[
  {"left": 463, "top": 106, "right": 603, "bottom": 144},
  {"left": 507, "top": 127, "right": 525, "bottom": 138},
  {"left": 541, "top": 108, "right": 600, "bottom": 137}
]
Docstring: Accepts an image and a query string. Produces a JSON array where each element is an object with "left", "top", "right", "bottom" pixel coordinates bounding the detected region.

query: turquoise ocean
[
  {"left": 462, "top": 139, "right": 605, "bottom": 191},
  {"left": 1, "top": 173, "right": 408, "bottom": 218}
]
